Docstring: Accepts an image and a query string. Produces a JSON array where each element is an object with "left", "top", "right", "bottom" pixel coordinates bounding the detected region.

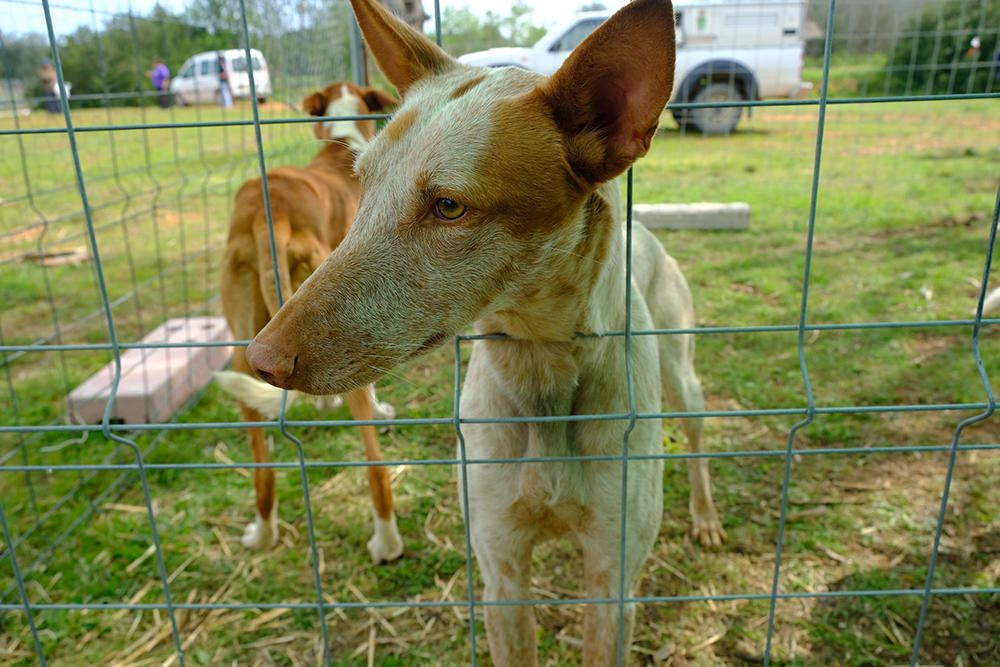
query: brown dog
[{"left": 217, "top": 81, "right": 405, "bottom": 563}]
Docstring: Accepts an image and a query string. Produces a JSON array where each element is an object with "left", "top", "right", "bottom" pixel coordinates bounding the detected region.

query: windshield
[
  {"left": 549, "top": 18, "right": 604, "bottom": 52},
  {"left": 231, "top": 55, "right": 264, "bottom": 72}
]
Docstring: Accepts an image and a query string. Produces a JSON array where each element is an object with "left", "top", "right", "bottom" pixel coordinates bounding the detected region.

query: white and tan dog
[
  {"left": 246, "top": 0, "right": 724, "bottom": 663},
  {"left": 218, "top": 81, "right": 404, "bottom": 563}
]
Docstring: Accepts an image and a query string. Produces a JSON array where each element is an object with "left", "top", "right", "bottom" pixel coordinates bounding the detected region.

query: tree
[
  {"left": 21, "top": 0, "right": 353, "bottom": 108},
  {"left": 0, "top": 31, "right": 51, "bottom": 95},
  {"left": 55, "top": 5, "right": 236, "bottom": 107},
  {"left": 381, "top": 0, "right": 428, "bottom": 31},
  {"left": 439, "top": 6, "right": 505, "bottom": 55},
  {"left": 876, "top": 0, "right": 999, "bottom": 95},
  {"left": 507, "top": 0, "right": 546, "bottom": 47},
  {"left": 438, "top": 1, "right": 546, "bottom": 57},
  {"left": 808, "top": 0, "right": 938, "bottom": 53}
]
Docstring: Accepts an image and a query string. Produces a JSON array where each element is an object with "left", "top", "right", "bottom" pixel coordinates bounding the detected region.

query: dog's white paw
[
  {"left": 372, "top": 399, "right": 396, "bottom": 421},
  {"left": 367, "top": 513, "right": 404, "bottom": 564},
  {"left": 241, "top": 513, "right": 278, "bottom": 550},
  {"left": 314, "top": 395, "right": 344, "bottom": 411}
]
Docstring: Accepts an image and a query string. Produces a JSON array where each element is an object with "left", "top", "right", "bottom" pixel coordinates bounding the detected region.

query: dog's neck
[
  {"left": 472, "top": 184, "right": 628, "bottom": 415},
  {"left": 477, "top": 183, "right": 626, "bottom": 343},
  {"left": 327, "top": 132, "right": 369, "bottom": 153},
  {"left": 309, "top": 139, "right": 364, "bottom": 171}
]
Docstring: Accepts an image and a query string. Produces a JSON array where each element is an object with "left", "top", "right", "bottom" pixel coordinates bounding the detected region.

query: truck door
[
  {"left": 195, "top": 56, "right": 218, "bottom": 104},
  {"left": 174, "top": 59, "right": 195, "bottom": 104}
]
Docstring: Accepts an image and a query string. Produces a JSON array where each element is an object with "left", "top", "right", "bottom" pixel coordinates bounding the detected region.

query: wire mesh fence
[{"left": 1, "top": 0, "right": 999, "bottom": 664}]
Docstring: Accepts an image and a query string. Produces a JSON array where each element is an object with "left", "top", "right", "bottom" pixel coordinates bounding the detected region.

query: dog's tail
[
  {"left": 251, "top": 208, "right": 294, "bottom": 319},
  {"left": 215, "top": 370, "right": 299, "bottom": 419},
  {"left": 983, "top": 286, "right": 1000, "bottom": 316}
]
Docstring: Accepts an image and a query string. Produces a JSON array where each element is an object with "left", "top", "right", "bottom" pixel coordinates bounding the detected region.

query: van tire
[{"left": 674, "top": 82, "right": 745, "bottom": 135}]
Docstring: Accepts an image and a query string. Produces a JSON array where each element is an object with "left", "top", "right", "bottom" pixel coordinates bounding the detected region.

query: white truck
[
  {"left": 457, "top": 0, "right": 811, "bottom": 135},
  {"left": 171, "top": 49, "right": 272, "bottom": 106}
]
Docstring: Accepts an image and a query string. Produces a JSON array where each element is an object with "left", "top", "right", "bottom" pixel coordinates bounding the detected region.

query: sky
[{"left": 2, "top": 0, "right": 627, "bottom": 37}]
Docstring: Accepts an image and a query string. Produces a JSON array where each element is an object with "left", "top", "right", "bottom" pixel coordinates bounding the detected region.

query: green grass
[
  {"left": 802, "top": 52, "right": 891, "bottom": 98},
  {"left": 2, "top": 98, "right": 1000, "bottom": 665}
]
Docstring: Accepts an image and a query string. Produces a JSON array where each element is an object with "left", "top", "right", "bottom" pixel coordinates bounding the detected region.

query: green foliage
[
  {"left": 438, "top": 0, "right": 546, "bottom": 57},
  {"left": 807, "top": 0, "right": 939, "bottom": 54},
  {"left": 2, "top": 0, "right": 353, "bottom": 110},
  {"left": 874, "top": 0, "right": 1000, "bottom": 95},
  {"left": 1, "top": 97, "right": 999, "bottom": 665},
  {"left": 0, "top": 32, "right": 51, "bottom": 88},
  {"left": 55, "top": 6, "right": 236, "bottom": 108}
]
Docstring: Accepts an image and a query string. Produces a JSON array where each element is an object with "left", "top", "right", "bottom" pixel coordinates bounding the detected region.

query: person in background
[
  {"left": 149, "top": 57, "right": 171, "bottom": 109},
  {"left": 217, "top": 52, "right": 232, "bottom": 109},
  {"left": 37, "top": 59, "right": 61, "bottom": 114}
]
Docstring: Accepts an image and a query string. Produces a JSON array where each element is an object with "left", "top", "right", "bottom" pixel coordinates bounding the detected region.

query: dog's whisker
[
  {"left": 544, "top": 245, "right": 603, "bottom": 266},
  {"left": 365, "top": 363, "right": 418, "bottom": 390}
]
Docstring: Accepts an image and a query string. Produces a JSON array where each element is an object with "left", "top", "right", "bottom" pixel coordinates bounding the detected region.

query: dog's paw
[
  {"left": 691, "top": 512, "right": 726, "bottom": 547},
  {"left": 315, "top": 395, "right": 344, "bottom": 411},
  {"left": 241, "top": 515, "right": 278, "bottom": 550},
  {"left": 372, "top": 400, "right": 396, "bottom": 421},
  {"left": 367, "top": 514, "right": 404, "bottom": 564}
]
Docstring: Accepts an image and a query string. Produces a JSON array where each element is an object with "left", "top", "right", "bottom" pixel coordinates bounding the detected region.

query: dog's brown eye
[{"left": 433, "top": 198, "right": 467, "bottom": 221}]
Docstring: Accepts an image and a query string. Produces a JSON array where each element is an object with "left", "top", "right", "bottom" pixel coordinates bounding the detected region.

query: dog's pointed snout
[{"left": 246, "top": 338, "right": 297, "bottom": 388}]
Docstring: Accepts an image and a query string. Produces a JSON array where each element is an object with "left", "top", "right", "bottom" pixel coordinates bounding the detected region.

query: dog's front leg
[
  {"left": 343, "top": 387, "right": 403, "bottom": 564},
  {"left": 477, "top": 536, "right": 537, "bottom": 667},
  {"left": 238, "top": 402, "right": 278, "bottom": 550},
  {"left": 462, "top": 428, "right": 541, "bottom": 666},
  {"left": 580, "top": 537, "right": 637, "bottom": 667}
]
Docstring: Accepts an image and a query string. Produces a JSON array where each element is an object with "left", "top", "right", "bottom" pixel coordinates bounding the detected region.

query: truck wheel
[{"left": 677, "top": 82, "right": 745, "bottom": 136}]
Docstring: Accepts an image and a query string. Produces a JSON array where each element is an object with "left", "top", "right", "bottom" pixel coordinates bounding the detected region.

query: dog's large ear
[
  {"left": 302, "top": 90, "right": 329, "bottom": 116},
  {"left": 349, "top": 0, "right": 454, "bottom": 95},
  {"left": 361, "top": 87, "right": 399, "bottom": 113},
  {"left": 539, "top": 0, "right": 676, "bottom": 185}
]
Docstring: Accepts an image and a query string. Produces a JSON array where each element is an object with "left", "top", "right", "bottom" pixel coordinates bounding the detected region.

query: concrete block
[
  {"left": 633, "top": 202, "right": 751, "bottom": 230},
  {"left": 67, "top": 317, "right": 232, "bottom": 424}
]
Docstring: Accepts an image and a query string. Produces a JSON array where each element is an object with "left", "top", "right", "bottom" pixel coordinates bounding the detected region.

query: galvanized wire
[
  {"left": 1, "top": 2, "right": 345, "bottom": 657},
  {"left": 3, "top": 583, "right": 1000, "bottom": 614},
  {"left": 0, "top": 500, "right": 47, "bottom": 665},
  {"left": 764, "top": 0, "right": 836, "bottom": 661},
  {"left": 615, "top": 167, "right": 639, "bottom": 667},
  {"left": 236, "top": 0, "right": 333, "bottom": 662},
  {"left": 34, "top": 1, "right": 186, "bottom": 664},
  {"left": 2, "top": 0, "right": 999, "bottom": 663},
  {"left": 2, "top": 92, "right": 998, "bottom": 137},
  {"left": 910, "top": 185, "right": 1000, "bottom": 665}
]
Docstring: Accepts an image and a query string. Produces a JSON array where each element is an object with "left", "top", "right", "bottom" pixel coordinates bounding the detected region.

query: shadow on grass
[
  {"left": 656, "top": 125, "right": 775, "bottom": 139},
  {"left": 807, "top": 527, "right": 1000, "bottom": 667}
]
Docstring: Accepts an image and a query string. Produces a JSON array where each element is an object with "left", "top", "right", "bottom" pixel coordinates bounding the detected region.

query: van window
[
  {"left": 179, "top": 62, "right": 194, "bottom": 78},
  {"left": 199, "top": 60, "right": 213, "bottom": 76},
  {"left": 550, "top": 19, "right": 603, "bottom": 53},
  {"left": 231, "top": 56, "right": 264, "bottom": 72},
  {"left": 722, "top": 12, "right": 778, "bottom": 28}
]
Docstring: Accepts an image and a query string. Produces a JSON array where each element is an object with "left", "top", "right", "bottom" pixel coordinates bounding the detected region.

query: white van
[
  {"left": 170, "top": 49, "right": 271, "bottom": 106},
  {"left": 458, "top": 0, "right": 811, "bottom": 134}
]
